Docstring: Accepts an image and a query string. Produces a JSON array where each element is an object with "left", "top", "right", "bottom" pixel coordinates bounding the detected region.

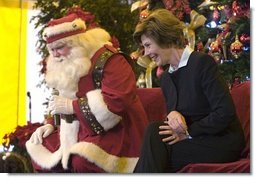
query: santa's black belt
[{"left": 61, "top": 114, "right": 77, "bottom": 123}]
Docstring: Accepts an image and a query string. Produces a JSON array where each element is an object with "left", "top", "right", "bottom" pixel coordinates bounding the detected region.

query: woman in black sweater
[{"left": 133, "top": 9, "right": 245, "bottom": 173}]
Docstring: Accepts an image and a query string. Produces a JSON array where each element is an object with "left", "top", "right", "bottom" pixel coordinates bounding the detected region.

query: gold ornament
[
  {"left": 131, "top": 0, "right": 148, "bottom": 12},
  {"left": 136, "top": 72, "right": 146, "bottom": 88},
  {"left": 137, "top": 55, "right": 157, "bottom": 88},
  {"left": 230, "top": 35, "right": 243, "bottom": 59},
  {"left": 198, "top": 0, "right": 218, "bottom": 9},
  {"left": 182, "top": 10, "right": 207, "bottom": 50},
  {"left": 209, "top": 40, "right": 222, "bottom": 63}
]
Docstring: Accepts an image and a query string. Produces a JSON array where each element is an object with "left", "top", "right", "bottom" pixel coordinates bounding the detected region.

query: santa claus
[{"left": 26, "top": 7, "right": 148, "bottom": 173}]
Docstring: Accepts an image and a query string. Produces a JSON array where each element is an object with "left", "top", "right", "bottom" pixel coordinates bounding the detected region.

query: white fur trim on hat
[
  {"left": 43, "top": 18, "right": 86, "bottom": 43},
  {"left": 86, "top": 89, "right": 122, "bottom": 131}
]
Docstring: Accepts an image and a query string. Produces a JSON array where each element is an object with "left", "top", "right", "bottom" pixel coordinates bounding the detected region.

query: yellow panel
[
  {"left": 18, "top": 2, "right": 27, "bottom": 126},
  {"left": 0, "top": 0, "right": 27, "bottom": 143}
]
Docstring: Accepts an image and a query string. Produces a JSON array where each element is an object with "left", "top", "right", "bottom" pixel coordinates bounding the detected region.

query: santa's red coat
[{"left": 26, "top": 45, "right": 149, "bottom": 173}]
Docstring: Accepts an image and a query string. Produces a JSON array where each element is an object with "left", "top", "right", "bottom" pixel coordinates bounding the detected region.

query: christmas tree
[
  {"left": 31, "top": 0, "right": 250, "bottom": 88},
  {"left": 132, "top": 0, "right": 250, "bottom": 88},
  {"left": 31, "top": 0, "right": 139, "bottom": 59}
]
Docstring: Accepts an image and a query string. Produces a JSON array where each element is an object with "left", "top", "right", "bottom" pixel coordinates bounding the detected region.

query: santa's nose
[{"left": 52, "top": 49, "right": 61, "bottom": 57}]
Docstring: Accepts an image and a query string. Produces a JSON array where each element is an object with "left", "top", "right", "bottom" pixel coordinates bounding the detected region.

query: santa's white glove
[
  {"left": 48, "top": 95, "right": 74, "bottom": 115},
  {"left": 29, "top": 124, "right": 54, "bottom": 144}
]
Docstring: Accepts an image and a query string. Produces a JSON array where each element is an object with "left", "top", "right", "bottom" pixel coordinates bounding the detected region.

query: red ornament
[
  {"left": 230, "top": 35, "right": 243, "bottom": 59},
  {"left": 239, "top": 33, "right": 250, "bottom": 44},
  {"left": 162, "top": 0, "right": 191, "bottom": 20},
  {"left": 196, "top": 41, "right": 204, "bottom": 52},
  {"left": 156, "top": 66, "right": 164, "bottom": 78},
  {"left": 163, "top": 0, "right": 174, "bottom": 10},
  {"left": 232, "top": 1, "right": 241, "bottom": 16},
  {"left": 213, "top": 8, "right": 220, "bottom": 21},
  {"left": 210, "top": 40, "right": 221, "bottom": 53},
  {"left": 209, "top": 40, "right": 222, "bottom": 63},
  {"left": 39, "top": 57, "right": 48, "bottom": 74},
  {"left": 223, "top": 5, "right": 232, "bottom": 19},
  {"left": 232, "top": 0, "right": 250, "bottom": 17},
  {"left": 140, "top": 9, "right": 150, "bottom": 21},
  {"left": 232, "top": 76, "right": 241, "bottom": 87}
]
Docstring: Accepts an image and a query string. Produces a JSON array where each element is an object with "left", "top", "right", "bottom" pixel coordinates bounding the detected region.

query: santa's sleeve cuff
[
  {"left": 86, "top": 89, "right": 122, "bottom": 131},
  {"left": 78, "top": 89, "right": 122, "bottom": 134}
]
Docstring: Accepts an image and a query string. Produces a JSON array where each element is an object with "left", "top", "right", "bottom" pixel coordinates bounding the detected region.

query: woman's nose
[{"left": 143, "top": 49, "right": 149, "bottom": 56}]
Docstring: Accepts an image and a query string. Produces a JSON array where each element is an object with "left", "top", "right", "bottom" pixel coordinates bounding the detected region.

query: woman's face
[{"left": 141, "top": 34, "right": 172, "bottom": 66}]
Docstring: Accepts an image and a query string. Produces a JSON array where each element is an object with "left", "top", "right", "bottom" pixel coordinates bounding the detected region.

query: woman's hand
[
  {"left": 159, "top": 121, "right": 188, "bottom": 145},
  {"left": 167, "top": 111, "right": 187, "bottom": 134}
]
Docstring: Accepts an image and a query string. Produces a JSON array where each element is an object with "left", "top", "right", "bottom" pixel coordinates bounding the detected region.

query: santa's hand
[
  {"left": 30, "top": 124, "right": 54, "bottom": 144},
  {"left": 48, "top": 95, "right": 74, "bottom": 115}
]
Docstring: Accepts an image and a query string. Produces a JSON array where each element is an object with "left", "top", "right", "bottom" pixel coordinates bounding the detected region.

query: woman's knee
[{"left": 146, "top": 121, "right": 163, "bottom": 133}]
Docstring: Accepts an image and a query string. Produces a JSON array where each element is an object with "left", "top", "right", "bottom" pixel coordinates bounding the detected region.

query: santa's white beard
[{"left": 45, "top": 46, "right": 91, "bottom": 99}]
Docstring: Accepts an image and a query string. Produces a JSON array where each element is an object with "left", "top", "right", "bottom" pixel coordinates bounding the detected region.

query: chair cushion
[
  {"left": 137, "top": 88, "right": 167, "bottom": 122},
  {"left": 177, "top": 158, "right": 250, "bottom": 173},
  {"left": 230, "top": 81, "right": 250, "bottom": 158}
]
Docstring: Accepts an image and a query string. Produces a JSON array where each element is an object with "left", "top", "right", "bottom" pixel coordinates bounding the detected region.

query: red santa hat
[{"left": 43, "top": 7, "right": 98, "bottom": 44}]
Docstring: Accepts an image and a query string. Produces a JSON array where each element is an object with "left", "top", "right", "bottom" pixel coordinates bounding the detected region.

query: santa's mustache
[
  {"left": 50, "top": 55, "right": 70, "bottom": 64},
  {"left": 54, "top": 57, "right": 64, "bottom": 62}
]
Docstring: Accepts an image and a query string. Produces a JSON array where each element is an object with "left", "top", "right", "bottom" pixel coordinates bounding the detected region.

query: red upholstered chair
[
  {"left": 137, "top": 81, "right": 250, "bottom": 173},
  {"left": 137, "top": 88, "right": 167, "bottom": 122}
]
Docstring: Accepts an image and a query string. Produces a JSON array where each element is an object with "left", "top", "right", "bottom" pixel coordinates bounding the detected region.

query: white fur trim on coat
[
  {"left": 86, "top": 89, "right": 122, "bottom": 131},
  {"left": 60, "top": 120, "right": 79, "bottom": 169},
  {"left": 70, "top": 142, "right": 138, "bottom": 173},
  {"left": 25, "top": 140, "right": 62, "bottom": 169}
]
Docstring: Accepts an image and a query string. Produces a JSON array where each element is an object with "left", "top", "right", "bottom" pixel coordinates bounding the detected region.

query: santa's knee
[
  {"left": 71, "top": 155, "right": 105, "bottom": 173},
  {"left": 31, "top": 160, "right": 67, "bottom": 173}
]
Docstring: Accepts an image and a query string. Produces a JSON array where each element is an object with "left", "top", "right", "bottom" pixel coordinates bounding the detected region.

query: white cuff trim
[{"left": 86, "top": 89, "right": 122, "bottom": 131}]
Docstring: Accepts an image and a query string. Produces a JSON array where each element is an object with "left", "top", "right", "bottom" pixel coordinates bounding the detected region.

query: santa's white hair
[{"left": 45, "top": 28, "right": 112, "bottom": 99}]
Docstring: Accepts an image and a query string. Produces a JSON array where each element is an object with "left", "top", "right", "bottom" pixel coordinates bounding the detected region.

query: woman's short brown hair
[{"left": 133, "top": 9, "right": 186, "bottom": 48}]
